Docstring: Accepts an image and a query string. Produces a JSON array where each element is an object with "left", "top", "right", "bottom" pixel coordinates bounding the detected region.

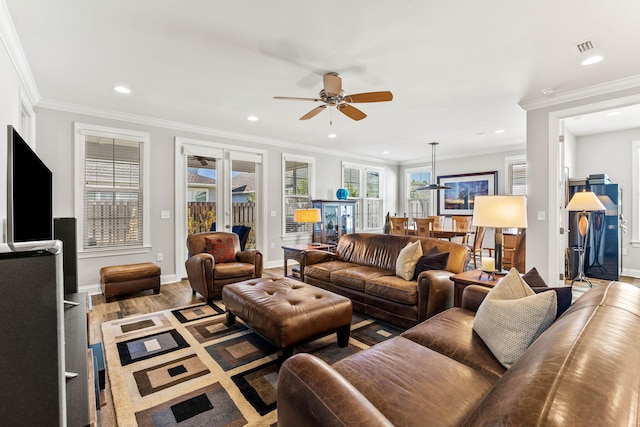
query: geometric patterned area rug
[{"left": 101, "top": 300, "right": 404, "bottom": 426}]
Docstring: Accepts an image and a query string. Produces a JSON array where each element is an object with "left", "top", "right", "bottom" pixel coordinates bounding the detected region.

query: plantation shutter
[
  {"left": 83, "top": 136, "right": 143, "bottom": 249},
  {"left": 509, "top": 161, "right": 527, "bottom": 196}
]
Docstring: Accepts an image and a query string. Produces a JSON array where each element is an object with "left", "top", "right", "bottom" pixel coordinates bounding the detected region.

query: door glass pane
[
  {"left": 231, "top": 159, "right": 256, "bottom": 249},
  {"left": 187, "top": 156, "right": 217, "bottom": 234}
]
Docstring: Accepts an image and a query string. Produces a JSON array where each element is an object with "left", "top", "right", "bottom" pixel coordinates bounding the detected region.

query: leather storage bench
[
  {"left": 100, "top": 262, "right": 161, "bottom": 299},
  {"left": 222, "top": 277, "right": 352, "bottom": 361}
]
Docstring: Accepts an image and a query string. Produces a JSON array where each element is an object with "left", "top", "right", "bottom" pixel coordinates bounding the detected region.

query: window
[
  {"left": 75, "top": 123, "right": 150, "bottom": 252},
  {"left": 283, "top": 154, "right": 315, "bottom": 236},
  {"left": 505, "top": 155, "right": 527, "bottom": 195},
  {"left": 343, "top": 162, "right": 384, "bottom": 231},
  {"left": 405, "top": 167, "right": 432, "bottom": 220}
]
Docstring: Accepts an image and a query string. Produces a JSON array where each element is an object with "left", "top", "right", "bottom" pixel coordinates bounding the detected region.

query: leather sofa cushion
[
  {"left": 401, "top": 308, "right": 506, "bottom": 380},
  {"left": 334, "top": 336, "right": 496, "bottom": 426},
  {"left": 304, "top": 261, "right": 359, "bottom": 283},
  {"left": 213, "top": 262, "right": 256, "bottom": 279},
  {"left": 331, "top": 266, "right": 394, "bottom": 292},
  {"left": 365, "top": 275, "right": 419, "bottom": 305}
]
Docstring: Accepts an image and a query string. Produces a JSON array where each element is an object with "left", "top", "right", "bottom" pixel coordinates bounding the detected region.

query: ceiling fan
[{"left": 273, "top": 72, "right": 393, "bottom": 121}]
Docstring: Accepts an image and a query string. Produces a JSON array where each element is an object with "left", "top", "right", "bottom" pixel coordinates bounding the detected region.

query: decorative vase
[
  {"left": 336, "top": 188, "right": 349, "bottom": 200},
  {"left": 383, "top": 212, "right": 391, "bottom": 234}
]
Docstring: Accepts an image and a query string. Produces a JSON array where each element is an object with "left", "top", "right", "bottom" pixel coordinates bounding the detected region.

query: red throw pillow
[{"left": 205, "top": 236, "right": 237, "bottom": 263}]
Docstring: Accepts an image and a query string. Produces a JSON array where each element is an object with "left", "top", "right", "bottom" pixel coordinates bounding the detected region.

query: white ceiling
[{"left": 5, "top": 0, "right": 640, "bottom": 163}]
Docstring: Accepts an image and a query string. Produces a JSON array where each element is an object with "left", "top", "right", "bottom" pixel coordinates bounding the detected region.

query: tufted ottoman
[
  {"left": 100, "top": 262, "right": 161, "bottom": 300},
  {"left": 222, "top": 277, "right": 352, "bottom": 361}
]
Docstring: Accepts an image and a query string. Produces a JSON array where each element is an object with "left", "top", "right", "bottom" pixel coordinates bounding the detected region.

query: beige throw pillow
[
  {"left": 473, "top": 268, "right": 557, "bottom": 368},
  {"left": 395, "top": 240, "right": 423, "bottom": 280}
]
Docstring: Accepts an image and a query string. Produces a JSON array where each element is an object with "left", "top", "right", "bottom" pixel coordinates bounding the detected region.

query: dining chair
[
  {"left": 484, "top": 228, "right": 526, "bottom": 273},
  {"left": 452, "top": 216, "right": 472, "bottom": 244},
  {"left": 389, "top": 217, "right": 409, "bottom": 235},
  {"left": 414, "top": 217, "right": 435, "bottom": 237},
  {"left": 427, "top": 216, "right": 445, "bottom": 229},
  {"left": 468, "top": 226, "right": 487, "bottom": 269}
]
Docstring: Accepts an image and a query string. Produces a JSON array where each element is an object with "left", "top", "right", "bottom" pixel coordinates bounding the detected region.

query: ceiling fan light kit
[{"left": 274, "top": 72, "right": 393, "bottom": 121}]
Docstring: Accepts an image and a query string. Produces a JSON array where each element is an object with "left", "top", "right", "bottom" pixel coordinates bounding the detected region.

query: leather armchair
[{"left": 185, "top": 231, "right": 263, "bottom": 303}]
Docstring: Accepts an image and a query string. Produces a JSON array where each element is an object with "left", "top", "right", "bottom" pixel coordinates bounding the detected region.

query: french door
[{"left": 175, "top": 137, "right": 264, "bottom": 279}]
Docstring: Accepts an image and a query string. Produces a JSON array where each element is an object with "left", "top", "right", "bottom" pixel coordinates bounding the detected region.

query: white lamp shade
[
  {"left": 294, "top": 208, "right": 321, "bottom": 223},
  {"left": 566, "top": 190, "right": 606, "bottom": 211},
  {"left": 472, "top": 195, "right": 528, "bottom": 228}
]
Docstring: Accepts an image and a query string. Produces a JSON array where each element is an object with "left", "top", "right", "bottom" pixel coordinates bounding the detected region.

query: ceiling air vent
[{"left": 576, "top": 40, "right": 595, "bottom": 53}]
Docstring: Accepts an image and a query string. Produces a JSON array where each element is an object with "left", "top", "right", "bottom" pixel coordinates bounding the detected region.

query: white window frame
[
  {"left": 504, "top": 154, "right": 527, "bottom": 196},
  {"left": 405, "top": 166, "right": 434, "bottom": 220},
  {"left": 282, "top": 153, "right": 315, "bottom": 240},
  {"left": 74, "top": 123, "right": 151, "bottom": 257},
  {"left": 342, "top": 162, "right": 384, "bottom": 231},
  {"left": 631, "top": 140, "right": 640, "bottom": 247}
]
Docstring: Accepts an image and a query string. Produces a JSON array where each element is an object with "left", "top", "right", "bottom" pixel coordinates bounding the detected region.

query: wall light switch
[
  {"left": 537, "top": 211, "right": 545, "bottom": 221},
  {"left": 161, "top": 210, "right": 170, "bottom": 219},
  {"left": 270, "top": 210, "right": 277, "bottom": 217}
]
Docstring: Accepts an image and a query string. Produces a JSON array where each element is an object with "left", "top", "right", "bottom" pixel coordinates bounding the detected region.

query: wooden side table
[
  {"left": 282, "top": 243, "right": 333, "bottom": 280},
  {"left": 450, "top": 269, "right": 503, "bottom": 307}
]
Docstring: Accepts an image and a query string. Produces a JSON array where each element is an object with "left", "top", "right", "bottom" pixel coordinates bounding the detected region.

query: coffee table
[
  {"left": 282, "top": 243, "right": 334, "bottom": 280},
  {"left": 222, "top": 277, "right": 352, "bottom": 362}
]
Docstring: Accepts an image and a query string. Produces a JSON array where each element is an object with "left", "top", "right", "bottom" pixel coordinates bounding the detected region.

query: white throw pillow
[
  {"left": 395, "top": 240, "right": 423, "bottom": 280},
  {"left": 473, "top": 268, "right": 557, "bottom": 368}
]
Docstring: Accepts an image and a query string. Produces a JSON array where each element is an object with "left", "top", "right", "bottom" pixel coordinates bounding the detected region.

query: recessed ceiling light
[
  {"left": 606, "top": 111, "right": 621, "bottom": 117},
  {"left": 247, "top": 115, "right": 258, "bottom": 121},
  {"left": 581, "top": 55, "right": 603, "bottom": 66},
  {"left": 328, "top": 133, "right": 337, "bottom": 138},
  {"left": 542, "top": 88, "right": 556, "bottom": 96},
  {"left": 113, "top": 85, "right": 131, "bottom": 94},
  {"left": 382, "top": 151, "right": 390, "bottom": 154},
  {"left": 494, "top": 129, "right": 505, "bottom": 134}
]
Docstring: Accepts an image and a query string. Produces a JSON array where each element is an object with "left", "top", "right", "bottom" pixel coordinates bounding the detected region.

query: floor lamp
[
  {"left": 566, "top": 190, "right": 605, "bottom": 287},
  {"left": 293, "top": 208, "right": 322, "bottom": 244},
  {"left": 472, "top": 195, "right": 528, "bottom": 274}
]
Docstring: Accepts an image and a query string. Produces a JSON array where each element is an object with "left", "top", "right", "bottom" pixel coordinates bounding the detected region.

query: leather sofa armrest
[
  {"left": 461, "top": 284, "right": 491, "bottom": 312},
  {"left": 185, "top": 253, "right": 214, "bottom": 296},
  {"left": 300, "top": 249, "right": 339, "bottom": 267},
  {"left": 278, "top": 353, "right": 393, "bottom": 427},
  {"left": 416, "top": 270, "right": 454, "bottom": 322},
  {"left": 236, "top": 249, "right": 263, "bottom": 276}
]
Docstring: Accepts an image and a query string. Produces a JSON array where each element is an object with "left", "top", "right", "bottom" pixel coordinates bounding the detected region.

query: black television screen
[{"left": 7, "top": 125, "right": 53, "bottom": 244}]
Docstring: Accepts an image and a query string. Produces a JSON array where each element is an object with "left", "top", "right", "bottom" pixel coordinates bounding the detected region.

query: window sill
[{"left": 79, "top": 245, "right": 151, "bottom": 259}]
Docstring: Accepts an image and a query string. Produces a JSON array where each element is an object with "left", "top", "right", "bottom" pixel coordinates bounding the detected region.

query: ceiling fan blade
[
  {"left": 337, "top": 103, "right": 367, "bottom": 121},
  {"left": 274, "top": 96, "right": 322, "bottom": 102},
  {"left": 323, "top": 73, "right": 342, "bottom": 97},
  {"left": 343, "top": 91, "right": 393, "bottom": 103},
  {"left": 299, "top": 105, "right": 326, "bottom": 120}
]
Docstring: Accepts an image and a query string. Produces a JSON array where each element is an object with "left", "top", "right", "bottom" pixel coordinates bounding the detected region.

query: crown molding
[
  {"left": 519, "top": 74, "right": 640, "bottom": 111},
  {"left": 0, "top": 1, "right": 40, "bottom": 105},
  {"left": 36, "top": 98, "right": 398, "bottom": 166}
]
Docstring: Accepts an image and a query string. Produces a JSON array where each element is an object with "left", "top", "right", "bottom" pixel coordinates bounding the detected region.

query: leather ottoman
[
  {"left": 222, "top": 277, "right": 353, "bottom": 361},
  {"left": 100, "top": 262, "right": 161, "bottom": 300}
]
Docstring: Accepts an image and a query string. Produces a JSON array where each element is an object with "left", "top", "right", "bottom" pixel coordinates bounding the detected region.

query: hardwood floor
[{"left": 89, "top": 268, "right": 283, "bottom": 426}]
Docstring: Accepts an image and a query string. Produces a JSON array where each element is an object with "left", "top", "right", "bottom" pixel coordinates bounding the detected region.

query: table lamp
[
  {"left": 293, "top": 208, "right": 322, "bottom": 244},
  {"left": 472, "top": 195, "right": 528, "bottom": 274},
  {"left": 566, "top": 190, "right": 605, "bottom": 287}
]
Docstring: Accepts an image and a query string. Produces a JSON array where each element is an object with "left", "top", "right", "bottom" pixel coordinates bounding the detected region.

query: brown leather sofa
[
  {"left": 301, "top": 233, "right": 470, "bottom": 328},
  {"left": 278, "top": 281, "right": 640, "bottom": 426},
  {"left": 185, "top": 231, "right": 263, "bottom": 303}
]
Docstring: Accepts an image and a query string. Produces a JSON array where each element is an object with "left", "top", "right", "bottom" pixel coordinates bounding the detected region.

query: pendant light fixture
[{"left": 417, "top": 142, "right": 451, "bottom": 190}]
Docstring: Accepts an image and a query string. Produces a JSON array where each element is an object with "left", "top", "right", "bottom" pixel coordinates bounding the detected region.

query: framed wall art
[{"left": 437, "top": 171, "right": 498, "bottom": 216}]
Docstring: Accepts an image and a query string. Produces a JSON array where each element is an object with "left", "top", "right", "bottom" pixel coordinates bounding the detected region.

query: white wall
[{"left": 33, "top": 107, "right": 399, "bottom": 290}]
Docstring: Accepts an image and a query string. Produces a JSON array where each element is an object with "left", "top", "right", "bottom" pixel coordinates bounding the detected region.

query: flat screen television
[{"left": 6, "top": 125, "right": 53, "bottom": 245}]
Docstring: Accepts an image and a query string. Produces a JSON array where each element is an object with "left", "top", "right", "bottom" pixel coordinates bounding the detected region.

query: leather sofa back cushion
[
  {"left": 205, "top": 236, "right": 237, "bottom": 263},
  {"left": 336, "top": 233, "right": 468, "bottom": 274},
  {"left": 473, "top": 268, "right": 557, "bottom": 368}
]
